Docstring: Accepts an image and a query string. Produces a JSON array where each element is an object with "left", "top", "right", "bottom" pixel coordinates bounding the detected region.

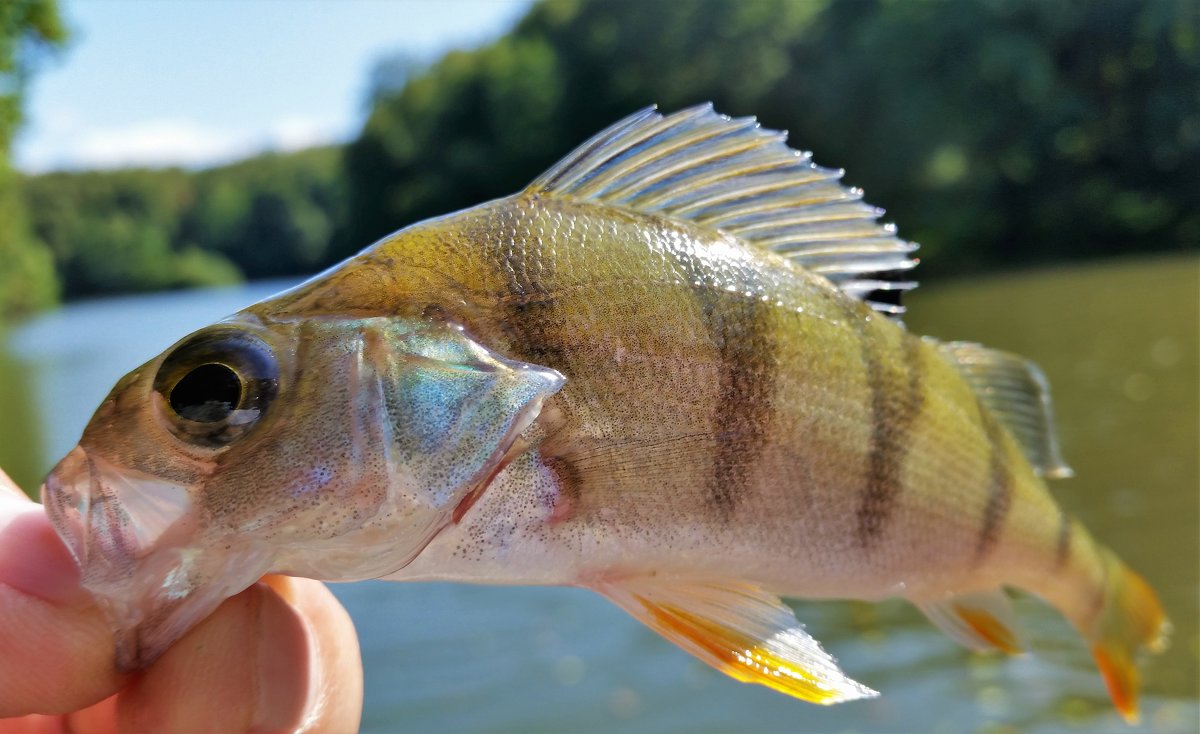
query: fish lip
[
  {"left": 42, "top": 447, "right": 196, "bottom": 578},
  {"left": 41, "top": 446, "right": 94, "bottom": 569},
  {"left": 42, "top": 446, "right": 273, "bottom": 670}
]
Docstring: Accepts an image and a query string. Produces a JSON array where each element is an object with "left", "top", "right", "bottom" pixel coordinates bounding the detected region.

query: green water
[
  {"left": 0, "top": 332, "right": 41, "bottom": 491},
  {"left": 1, "top": 257, "right": 1196, "bottom": 733}
]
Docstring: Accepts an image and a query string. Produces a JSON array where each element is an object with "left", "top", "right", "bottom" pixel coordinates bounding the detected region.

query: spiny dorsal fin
[
  {"left": 936, "top": 340, "right": 1074, "bottom": 479},
  {"left": 526, "top": 104, "right": 918, "bottom": 317}
]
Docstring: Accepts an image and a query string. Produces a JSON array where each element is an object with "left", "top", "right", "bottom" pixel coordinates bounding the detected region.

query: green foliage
[
  {"left": 187, "top": 147, "right": 346, "bottom": 278},
  {"left": 0, "top": 181, "right": 58, "bottom": 315},
  {"left": 343, "top": 35, "right": 566, "bottom": 251},
  {"left": 0, "top": 0, "right": 65, "bottom": 153},
  {"left": 20, "top": 146, "right": 347, "bottom": 298},
  {"left": 0, "top": 0, "right": 64, "bottom": 319},
  {"left": 345, "top": 0, "right": 1200, "bottom": 277},
  {"left": 3, "top": 1, "right": 346, "bottom": 313},
  {"left": 10, "top": 0, "right": 1198, "bottom": 314},
  {"left": 21, "top": 167, "right": 239, "bottom": 295}
]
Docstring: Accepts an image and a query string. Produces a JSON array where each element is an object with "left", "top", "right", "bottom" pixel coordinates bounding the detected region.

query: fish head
[{"left": 42, "top": 310, "right": 564, "bottom": 669}]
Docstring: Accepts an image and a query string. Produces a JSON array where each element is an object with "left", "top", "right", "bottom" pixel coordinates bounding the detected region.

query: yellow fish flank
[{"left": 43, "top": 105, "right": 1167, "bottom": 721}]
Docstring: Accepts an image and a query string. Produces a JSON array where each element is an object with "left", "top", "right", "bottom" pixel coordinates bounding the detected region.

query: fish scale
[{"left": 42, "top": 105, "right": 1166, "bottom": 722}]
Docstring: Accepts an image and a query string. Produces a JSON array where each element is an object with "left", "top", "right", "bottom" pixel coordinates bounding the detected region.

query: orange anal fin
[{"left": 596, "top": 577, "right": 876, "bottom": 705}]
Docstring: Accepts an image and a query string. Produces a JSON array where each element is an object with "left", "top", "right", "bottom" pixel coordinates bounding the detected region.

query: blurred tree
[
  {"left": 343, "top": 34, "right": 566, "bottom": 253},
  {"left": 13, "top": 0, "right": 1199, "bottom": 306},
  {"left": 344, "top": 0, "right": 1200, "bottom": 278},
  {"left": 186, "top": 147, "right": 346, "bottom": 278},
  {"left": 0, "top": 0, "right": 65, "bottom": 318},
  {"left": 22, "top": 168, "right": 241, "bottom": 296},
  {"left": 21, "top": 146, "right": 346, "bottom": 297}
]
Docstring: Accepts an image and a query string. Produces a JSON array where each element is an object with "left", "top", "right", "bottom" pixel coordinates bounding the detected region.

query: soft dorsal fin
[
  {"left": 935, "top": 340, "right": 1074, "bottom": 479},
  {"left": 526, "top": 104, "right": 918, "bottom": 317}
]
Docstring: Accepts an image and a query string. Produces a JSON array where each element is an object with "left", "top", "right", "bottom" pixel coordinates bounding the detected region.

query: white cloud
[
  {"left": 70, "top": 119, "right": 253, "bottom": 169},
  {"left": 267, "top": 117, "right": 344, "bottom": 153},
  {"left": 16, "top": 114, "right": 350, "bottom": 173}
]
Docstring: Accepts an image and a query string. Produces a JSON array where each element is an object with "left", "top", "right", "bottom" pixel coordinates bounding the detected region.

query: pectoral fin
[
  {"left": 596, "top": 577, "right": 876, "bottom": 704},
  {"left": 916, "top": 588, "right": 1024, "bottom": 654}
]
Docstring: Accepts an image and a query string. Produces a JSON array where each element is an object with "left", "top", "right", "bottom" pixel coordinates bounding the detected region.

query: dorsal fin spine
[
  {"left": 569, "top": 108, "right": 727, "bottom": 199},
  {"left": 525, "top": 104, "right": 919, "bottom": 315},
  {"left": 531, "top": 105, "right": 662, "bottom": 193},
  {"left": 716, "top": 203, "right": 882, "bottom": 233},
  {"left": 645, "top": 168, "right": 788, "bottom": 214},
  {"left": 665, "top": 167, "right": 841, "bottom": 216},
  {"left": 692, "top": 193, "right": 864, "bottom": 235},
  {"left": 597, "top": 121, "right": 775, "bottom": 203}
]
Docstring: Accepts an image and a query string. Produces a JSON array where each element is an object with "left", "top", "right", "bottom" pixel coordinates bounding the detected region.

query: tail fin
[{"left": 1088, "top": 550, "right": 1169, "bottom": 724}]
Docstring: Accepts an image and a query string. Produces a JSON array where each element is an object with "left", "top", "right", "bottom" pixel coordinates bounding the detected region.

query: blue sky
[{"left": 15, "top": 0, "right": 533, "bottom": 172}]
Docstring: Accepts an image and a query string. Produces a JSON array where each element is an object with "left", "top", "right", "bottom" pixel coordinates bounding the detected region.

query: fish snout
[{"left": 42, "top": 446, "right": 273, "bottom": 670}]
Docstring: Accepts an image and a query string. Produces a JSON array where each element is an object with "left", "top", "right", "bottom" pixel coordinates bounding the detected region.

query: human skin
[{"left": 0, "top": 468, "right": 363, "bottom": 734}]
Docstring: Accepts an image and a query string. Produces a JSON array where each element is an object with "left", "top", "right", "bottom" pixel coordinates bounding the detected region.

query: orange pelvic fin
[
  {"left": 917, "top": 588, "right": 1024, "bottom": 655},
  {"left": 1088, "top": 553, "right": 1170, "bottom": 724},
  {"left": 596, "top": 576, "right": 876, "bottom": 705}
]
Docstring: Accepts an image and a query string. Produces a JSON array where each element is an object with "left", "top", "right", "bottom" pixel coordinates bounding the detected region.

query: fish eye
[
  {"left": 169, "top": 363, "right": 242, "bottom": 423},
  {"left": 153, "top": 328, "right": 278, "bottom": 448}
]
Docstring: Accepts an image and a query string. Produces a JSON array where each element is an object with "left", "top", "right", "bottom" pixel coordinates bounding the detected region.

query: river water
[{"left": 1, "top": 256, "right": 1196, "bottom": 733}]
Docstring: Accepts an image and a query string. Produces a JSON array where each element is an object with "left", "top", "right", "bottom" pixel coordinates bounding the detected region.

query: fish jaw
[{"left": 42, "top": 445, "right": 274, "bottom": 670}]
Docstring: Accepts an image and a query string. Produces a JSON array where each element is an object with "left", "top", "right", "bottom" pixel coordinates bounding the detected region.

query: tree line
[
  {"left": 21, "top": 147, "right": 345, "bottom": 299},
  {"left": 3, "top": 0, "right": 1197, "bottom": 321}
]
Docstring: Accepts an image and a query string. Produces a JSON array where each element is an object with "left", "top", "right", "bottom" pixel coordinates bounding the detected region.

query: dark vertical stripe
[
  {"left": 855, "top": 326, "right": 925, "bottom": 546},
  {"left": 1054, "top": 509, "right": 1073, "bottom": 569},
  {"left": 701, "top": 289, "right": 778, "bottom": 515},
  {"left": 975, "top": 402, "right": 1015, "bottom": 562},
  {"left": 666, "top": 228, "right": 778, "bottom": 518}
]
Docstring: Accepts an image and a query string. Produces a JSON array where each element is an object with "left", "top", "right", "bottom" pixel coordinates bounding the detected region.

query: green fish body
[{"left": 44, "top": 105, "right": 1166, "bottom": 719}]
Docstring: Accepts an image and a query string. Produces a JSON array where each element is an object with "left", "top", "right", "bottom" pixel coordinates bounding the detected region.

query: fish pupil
[{"left": 170, "top": 363, "right": 242, "bottom": 423}]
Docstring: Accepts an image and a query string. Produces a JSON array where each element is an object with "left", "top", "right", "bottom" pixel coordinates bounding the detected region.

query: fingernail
[
  {"left": 253, "top": 582, "right": 314, "bottom": 732},
  {"left": 0, "top": 499, "right": 86, "bottom": 605}
]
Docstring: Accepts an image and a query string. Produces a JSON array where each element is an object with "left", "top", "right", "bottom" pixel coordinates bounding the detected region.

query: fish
[{"left": 42, "top": 104, "right": 1167, "bottom": 722}]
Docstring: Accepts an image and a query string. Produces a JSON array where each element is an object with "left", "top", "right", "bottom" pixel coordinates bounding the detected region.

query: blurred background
[{"left": 0, "top": 1, "right": 1197, "bottom": 732}]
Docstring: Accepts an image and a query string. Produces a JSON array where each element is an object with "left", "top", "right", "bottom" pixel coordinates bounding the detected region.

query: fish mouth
[{"left": 42, "top": 446, "right": 272, "bottom": 670}]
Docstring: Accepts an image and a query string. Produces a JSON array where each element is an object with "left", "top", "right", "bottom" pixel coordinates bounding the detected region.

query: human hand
[{"left": 0, "top": 467, "right": 363, "bottom": 733}]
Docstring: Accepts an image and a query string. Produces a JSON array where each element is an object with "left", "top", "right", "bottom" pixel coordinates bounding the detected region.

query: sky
[{"left": 14, "top": 0, "right": 533, "bottom": 172}]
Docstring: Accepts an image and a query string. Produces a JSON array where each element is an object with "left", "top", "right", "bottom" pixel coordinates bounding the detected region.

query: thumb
[{"left": 0, "top": 471, "right": 124, "bottom": 717}]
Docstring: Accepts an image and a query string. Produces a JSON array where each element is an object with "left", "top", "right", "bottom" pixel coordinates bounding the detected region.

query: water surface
[{"left": 1, "top": 257, "right": 1196, "bottom": 733}]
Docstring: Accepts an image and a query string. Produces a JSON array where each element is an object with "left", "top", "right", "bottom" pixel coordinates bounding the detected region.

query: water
[{"left": 1, "top": 257, "right": 1196, "bottom": 733}]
